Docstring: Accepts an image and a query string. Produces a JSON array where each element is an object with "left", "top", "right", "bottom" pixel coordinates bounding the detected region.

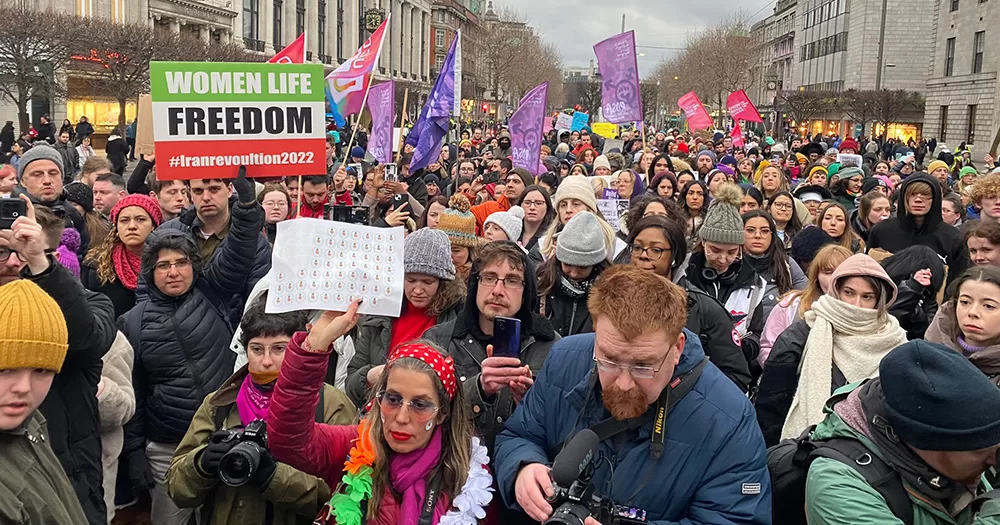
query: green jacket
[
  {"left": 166, "top": 366, "right": 356, "bottom": 525},
  {"left": 0, "top": 411, "right": 88, "bottom": 524},
  {"left": 806, "top": 388, "right": 1000, "bottom": 524}
]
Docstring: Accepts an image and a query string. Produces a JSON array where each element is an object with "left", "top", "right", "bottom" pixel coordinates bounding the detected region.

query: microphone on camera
[{"left": 550, "top": 429, "right": 600, "bottom": 487}]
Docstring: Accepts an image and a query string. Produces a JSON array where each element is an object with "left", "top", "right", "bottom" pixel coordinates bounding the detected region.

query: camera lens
[
  {"left": 544, "top": 502, "right": 593, "bottom": 525},
  {"left": 219, "top": 442, "right": 262, "bottom": 487}
]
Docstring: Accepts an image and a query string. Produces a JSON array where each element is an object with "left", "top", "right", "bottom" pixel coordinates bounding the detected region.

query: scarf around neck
[
  {"left": 236, "top": 375, "right": 273, "bottom": 425},
  {"left": 112, "top": 242, "right": 141, "bottom": 290},
  {"left": 390, "top": 427, "right": 448, "bottom": 525},
  {"left": 781, "top": 295, "right": 907, "bottom": 440},
  {"left": 557, "top": 266, "right": 595, "bottom": 300}
]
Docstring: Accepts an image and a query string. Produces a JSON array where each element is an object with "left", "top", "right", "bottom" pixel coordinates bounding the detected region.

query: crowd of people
[{"left": 5, "top": 119, "right": 1000, "bottom": 525}]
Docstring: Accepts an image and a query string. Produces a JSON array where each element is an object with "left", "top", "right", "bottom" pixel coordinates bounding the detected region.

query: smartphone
[
  {"left": 392, "top": 193, "right": 408, "bottom": 209},
  {"left": 492, "top": 316, "right": 521, "bottom": 359},
  {"left": 482, "top": 171, "right": 501, "bottom": 185},
  {"left": 384, "top": 163, "right": 399, "bottom": 182},
  {"left": 0, "top": 198, "right": 26, "bottom": 230}
]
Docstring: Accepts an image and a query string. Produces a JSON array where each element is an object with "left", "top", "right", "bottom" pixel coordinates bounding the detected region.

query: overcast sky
[{"left": 499, "top": 0, "right": 773, "bottom": 77}]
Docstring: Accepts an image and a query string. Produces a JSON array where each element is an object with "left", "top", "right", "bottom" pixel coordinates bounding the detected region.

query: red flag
[
  {"left": 726, "top": 90, "right": 763, "bottom": 123},
  {"left": 731, "top": 122, "right": 745, "bottom": 148},
  {"left": 678, "top": 91, "right": 713, "bottom": 131},
  {"left": 269, "top": 33, "right": 306, "bottom": 64}
]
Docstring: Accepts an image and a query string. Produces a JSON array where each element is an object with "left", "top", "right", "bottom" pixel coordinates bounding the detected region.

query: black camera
[
  {"left": 325, "top": 204, "right": 370, "bottom": 225},
  {"left": 218, "top": 419, "right": 268, "bottom": 487},
  {"left": 0, "top": 198, "right": 27, "bottom": 230}
]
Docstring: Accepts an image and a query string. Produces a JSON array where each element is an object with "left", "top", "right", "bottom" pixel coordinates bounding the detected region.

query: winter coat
[
  {"left": 806, "top": 384, "right": 1000, "bottom": 525},
  {"left": 494, "top": 331, "right": 772, "bottom": 524},
  {"left": 889, "top": 278, "right": 938, "bottom": 340},
  {"left": 402, "top": 169, "right": 429, "bottom": 207},
  {"left": 423, "top": 247, "right": 559, "bottom": 453},
  {"left": 105, "top": 136, "right": 129, "bottom": 174},
  {"left": 52, "top": 141, "right": 79, "bottom": 181},
  {"left": 126, "top": 158, "right": 154, "bottom": 195},
  {"left": 850, "top": 207, "right": 873, "bottom": 244},
  {"left": 98, "top": 331, "right": 136, "bottom": 524},
  {"left": 167, "top": 365, "right": 355, "bottom": 525},
  {"left": 123, "top": 203, "right": 262, "bottom": 453},
  {"left": 28, "top": 259, "right": 116, "bottom": 525},
  {"left": 346, "top": 300, "right": 463, "bottom": 407},
  {"left": 868, "top": 173, "right": 971, "bottom": 287},
  {"left": 37, "top": 121, "right": 56, "bottom": 143},
  {"left": 158, "top": 196, "right": 272, "bottom": 328},
  {"left": 82, "top": 263, "right": 136, "bottom": 320},
  {"left": 0, "top": 411, "right": 89, "bottom": 525},
  {"left": 75, "top": 121, "right": 95, "bottom": 141},
  {"left": 746, "top": 254, "right": 808, "bottom": 323},
  {"left": 539, "top": 270, "right": 604, "bottom": 338},
  {"left": 926, "top": 301, "right": 1000, "bottom": 387}
]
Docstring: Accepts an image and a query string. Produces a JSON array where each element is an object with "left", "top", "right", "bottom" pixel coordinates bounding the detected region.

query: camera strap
[{"left": 417, "top": 470, "right": 443, "bottom": 525}]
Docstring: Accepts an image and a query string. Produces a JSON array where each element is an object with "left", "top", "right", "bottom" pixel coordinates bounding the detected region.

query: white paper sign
[
  {"left": 265, "top": 219, "right": 405, "bottom": 317},
  {"left": 555, "top": 113, "right": 573, "bottom": 131},
  {"left": 597, "top": 199, "right": 629, "bottom": 230},
  {"left": 836, "top": 153, "right": 863, "bottom": 168}
]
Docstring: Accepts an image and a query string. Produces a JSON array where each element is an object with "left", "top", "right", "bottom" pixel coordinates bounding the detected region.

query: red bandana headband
[{"left": 388, "top": 343, "right": 458, "bottom": 399}]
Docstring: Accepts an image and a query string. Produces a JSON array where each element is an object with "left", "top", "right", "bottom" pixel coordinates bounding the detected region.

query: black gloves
[
  {"left": 197, "top": 428, "right": 240, "bottom": 477},
  {"left": 247, "top": 448, "right": 277, "bottom": 490},
  {"left": 233, "top": 165, "right": 256, "bottom": 205},
  {"left": 127, "top": 449, "right": 154, "bottom": 491}
]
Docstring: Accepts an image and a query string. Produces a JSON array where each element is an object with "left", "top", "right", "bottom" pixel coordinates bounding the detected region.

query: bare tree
[
  {"left": 0, "top": 2, "right": 83, "bottom": 133},
  {"left": 474, "top": 6, "right": 527, "bottom": 105},
  {"left": 871, "top": 89, "right": 924, "bottom": 140},
  {"left": 564, "top": 79, "right": 602, "bottom": 115},
  {"left": 780, "top": 90, "right": 834, "bottom": 127},
  {"left": 838, "top": 89, "right": 877, "bottom": 135}
]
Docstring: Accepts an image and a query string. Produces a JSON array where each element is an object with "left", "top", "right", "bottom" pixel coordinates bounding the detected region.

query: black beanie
[
  {"left": 861, "top": 177, "right": 889, "bottom": 195},
  {"left": 789, "top": 226, "right": 834, "bottom": 265},
  {"left": 63, "top": 181, "right": 94, "bottom": 213},
  {"left": 881, "top": 340, "right": 1000, "bottom": 451}
]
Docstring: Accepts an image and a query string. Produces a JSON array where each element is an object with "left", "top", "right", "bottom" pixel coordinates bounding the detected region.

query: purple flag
[
  {"left": 593, "top": 31, "right": 643, "bottom": 124},
  {"left": 508, "top": 82, "right": 549, "bottom": 176},
  {"left": 409, "top": 34, "right": 459, "bottom": 172},
  {"left": 366, "top": 81, "right": 395, "bottom": 165}
]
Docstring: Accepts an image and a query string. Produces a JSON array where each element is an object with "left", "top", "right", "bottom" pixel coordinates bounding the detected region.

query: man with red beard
[{"left": 495, "top": 265, "right": 770, "bottom": 524}]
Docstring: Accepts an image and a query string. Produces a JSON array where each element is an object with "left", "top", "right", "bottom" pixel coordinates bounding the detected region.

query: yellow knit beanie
[{"left": 0, "top": 280, "right": 69, "bottom": 372}]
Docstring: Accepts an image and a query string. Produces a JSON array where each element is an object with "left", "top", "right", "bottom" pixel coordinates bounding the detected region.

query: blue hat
[{"left": 350, "top": 146, "right": 365, "bottom": 159}]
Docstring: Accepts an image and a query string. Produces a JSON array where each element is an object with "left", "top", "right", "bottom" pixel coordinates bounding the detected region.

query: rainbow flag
[{"left": 326, "top": 17, "right": 389, "bottom": 126}]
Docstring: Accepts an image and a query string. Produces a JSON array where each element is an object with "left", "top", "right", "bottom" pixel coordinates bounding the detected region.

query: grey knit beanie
[
  {"left": 16, "top": 144, "right": 64, "bottom": 182},
  {"left": 484, "top": 206, "right": 525, "bottom": 242},
  {"left": 556, "top": 211, "right": 608, "bottom": 267},
  {"left": 403, "top": 228, "right": 455, "bottom": 281},
  {"left": 698, "top": 182, "right": 744, "bottom": 245}
]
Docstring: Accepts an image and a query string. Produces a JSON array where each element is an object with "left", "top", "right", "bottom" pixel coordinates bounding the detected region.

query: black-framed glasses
[
  {"left": 0, "top": 247, "right": 20, "bottom": 260},
  {"left": 478, "top": 273, "right": 525, "bottom": 290},
  {"left": 376, "top": 391, "right": 440, "bottom": 422},
  {"left": 630, "top": 244, "right": 667, "bottom": 261},
  {"left": 593, "top": 352, "right": 670, "bottom": 379}
]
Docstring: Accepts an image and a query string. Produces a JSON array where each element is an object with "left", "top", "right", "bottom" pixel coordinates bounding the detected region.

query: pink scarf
[
  {"left": 235, "top": 375, "right": 272, "bottom": 425},
  {"left": 390, "top": 427, "right": 449, "bottom": 525}
]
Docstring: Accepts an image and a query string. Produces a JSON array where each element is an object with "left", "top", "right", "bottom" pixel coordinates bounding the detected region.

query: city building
[
  {"left": 563, "top": 62, "right": 597, "bottom": 84},
  {"left": 748, "top": 0, "right": 796, "bottom": 136},
  {"left": 431, "top": 0, "right": 485, "bottom": 118},
  {"left": 923, "top": 0, "right": 995, "bottom": 158}
]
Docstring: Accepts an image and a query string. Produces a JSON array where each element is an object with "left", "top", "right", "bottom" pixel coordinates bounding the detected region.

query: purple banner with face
[
  {"left": 508, "top": 81, "right": 549, "bottom": 176},
  {"left": 593, "top": 31, "right": 643, "bottom": 125},
  {"left": 366, "top": 81, "right": 395, "bottom": 165}
]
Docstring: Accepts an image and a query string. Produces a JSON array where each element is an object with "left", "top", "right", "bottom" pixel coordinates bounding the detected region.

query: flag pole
[
  {"left": 395, "top": 87, "right": 410, "bottom": 163},
  {"left": 640, "top": 121, "right": 647, "bottom": 151}
]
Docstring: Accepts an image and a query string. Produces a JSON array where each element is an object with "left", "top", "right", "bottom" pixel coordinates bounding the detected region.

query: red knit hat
[
  {"left": 676, "top": 142, "right": 690, "bottom": 154},
  {"left": 110, "top": 194, "right": 164, "bottom": 227}
]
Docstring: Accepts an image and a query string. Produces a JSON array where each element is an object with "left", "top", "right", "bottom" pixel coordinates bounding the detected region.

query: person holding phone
[{"left": 423, "top": 241, "right": 559, "bottom": 454}]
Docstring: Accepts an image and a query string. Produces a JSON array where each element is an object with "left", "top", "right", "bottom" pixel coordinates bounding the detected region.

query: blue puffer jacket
[{"left": 494, "top": 329, "right": 772, "bottom": 524}]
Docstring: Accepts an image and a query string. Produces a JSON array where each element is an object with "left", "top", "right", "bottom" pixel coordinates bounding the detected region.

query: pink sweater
[{"left": 759, "top": 296, "right": 801, "bottom": 366}]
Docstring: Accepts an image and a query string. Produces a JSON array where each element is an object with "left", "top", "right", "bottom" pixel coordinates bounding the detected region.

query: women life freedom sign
[{"left": 149, "top": 62, "right": 326, "bottom": 180}]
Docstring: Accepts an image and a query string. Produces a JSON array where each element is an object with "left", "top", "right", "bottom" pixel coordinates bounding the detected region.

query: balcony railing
[
  {"left": 243, "top": 38, "right": 265, "bottom": 52},
  {"left": 319, "top": 53, "right": 333, "bottom": 64},
  {"left": 307, "top": 51, "right": 314, "bottom": 61}
]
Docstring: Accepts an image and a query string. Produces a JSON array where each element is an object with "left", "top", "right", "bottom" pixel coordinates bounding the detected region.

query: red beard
[{"left": 603, "top": 384, "right": 650, "bottom": 420}]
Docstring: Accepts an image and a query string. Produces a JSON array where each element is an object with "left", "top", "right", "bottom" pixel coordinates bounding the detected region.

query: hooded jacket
[
  {"left": 494, "top": 330, "right": 771, "bottom": 524},
  {"left": 754, "top": 254, "right": 901, "bottom": 446},
  {"left": 423, "top": 241, "right": 559, "bottom": 452},
  {"left": 122, "top": 204, "right": 261, "bottom": 453},
  {"left": 926, "top": 301, "right": 1000, "bottom": 387},
  {"left": 868, "top": 173, "right": 970, "bottom": 286}
]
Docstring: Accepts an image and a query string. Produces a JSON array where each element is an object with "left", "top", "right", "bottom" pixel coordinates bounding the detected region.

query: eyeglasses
[
  {"left": 478, "top": 273, "right": 525, "bottom": 290},
  {"left": 770, "top": 202, "right": 793, "bottom": 211},
  {"left": 0, "top": 247, "right": 20, "bottom": 260},
  {"left": 377, "top": 391, "right": 440, "bottom": 422},
  {"left": 154, "top": 258, "right": 192, "bottom": 272},
  {"left": 594, "top": 352, "right": 670, "bottom": 379},
  {"left": 630, "top": 244, "right": 667, "bottom": 261},
  {"left": 261, "top": 200, "right": 288, "bottom": 208},
  {"left": 247, "top": 343, "right": 288, "bottom": 355},
  {"left": 521, "top": 200, "right": 546, "bottom": 207}
]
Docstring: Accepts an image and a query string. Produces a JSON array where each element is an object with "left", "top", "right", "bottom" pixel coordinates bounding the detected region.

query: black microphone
[{"left": 550, "top": 429, "right": 600, "bottom": 487}]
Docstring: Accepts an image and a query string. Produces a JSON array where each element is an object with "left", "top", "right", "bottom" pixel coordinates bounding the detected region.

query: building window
[
  {"left": 296, "top": 0, "right": 306, "bottom": 37},
  {"left": 435, "top": 29, "right": 445, "bottom": 48},
  {"left": 437, "top": 11, "right": 445, "bottom": 22},
  {"left": 940, "top": 105, "right": 948, "bottom": 142},
  {"left": 273, "top": 0, "right": 282, "bottom": 46},
  {"left": 77, "top": 0, "right": 93, "bottom": 17},
  {"left": 336, "top": 0, "right": 344, "bottom": 60},
  {"left": 435, "top": 54, "right": 444, "bottom": 68},
  {"left": 318, "top": 0, "right": 327, "bottom": 58},
  {"left": 945, "top": 37, "right": 955, "bottom": 76},
  {"left": 111, "top": 0, "right": 124, "bottom": 22},
  {"left": 967, "top": 104, "right": 977, "bottom": 144},
  {"left": 243, "top": 0, "right": 259, "bottom": 40},
  {"left": 950, "top": 0, "right": 959, "bottom": 10},
  {"left": 973, "top": 31, "right": 985, "bottom": 73}
]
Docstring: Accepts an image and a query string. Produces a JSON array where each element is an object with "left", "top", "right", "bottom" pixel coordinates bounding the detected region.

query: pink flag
[
  {"left": 327, "top": 17, "right": 390, "bottom": 124},
  {"left": 726, "top": 90, "right": 763, "bottom": 123},
  {"left": 678, "top": 91, "right": 713, "bottom": 131},
  {"left": 366, "top": 81, "right": 395, "bottom": 165},
  {"left": 593, "top": 31, "right": 643, "bottom": 124},
  {"left": 269, "top": 33, "right": 306, "bottom": 64},
  {"left": 509, "top": 82, "right": 549, "bottom": 175},
  {"left": 731, "top": 122, "right": 745, "bottom": 148}
]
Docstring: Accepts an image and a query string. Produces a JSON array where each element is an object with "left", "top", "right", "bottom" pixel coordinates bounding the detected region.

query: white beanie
[
  {"left": 553, "top": 176, "right": 598, "bottom": 213},
  {"left": 484, "top": 206, "right": 525, "bottom": 242},
  {"left": 593, "top": 155, "right": 611, "bottom": 171}
]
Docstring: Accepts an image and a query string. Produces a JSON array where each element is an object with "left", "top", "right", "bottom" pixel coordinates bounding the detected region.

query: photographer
[
  {"left": 495, "top": 265, "right": 770, "bottom": 524},
  {"left": 166, "top": 297, "right": 355, "bottom": 524}
]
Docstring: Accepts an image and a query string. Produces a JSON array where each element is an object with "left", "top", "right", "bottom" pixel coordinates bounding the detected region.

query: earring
[
  {"left": 380, "top": 413, "right": 386, "bottom": 424},
  {"left": 425, "top": 421, "right": 434, "bottom": 431}
]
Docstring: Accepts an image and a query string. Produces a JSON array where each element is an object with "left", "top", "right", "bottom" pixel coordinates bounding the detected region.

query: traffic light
[{"left": 482, "top": 103, "right": 489, "bottom": 113}]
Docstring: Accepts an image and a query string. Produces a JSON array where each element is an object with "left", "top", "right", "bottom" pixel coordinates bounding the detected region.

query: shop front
[{"left": 65, "top": 76, "right": 137, "bottom": 148}]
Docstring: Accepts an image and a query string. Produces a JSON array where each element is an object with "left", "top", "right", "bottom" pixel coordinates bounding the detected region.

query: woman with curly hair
[
  {"left": 346, "top": 228, "right": 466, "bottom": 407},
  {"left": 82, "top": 194, "right": 163, "bottom": 318}
]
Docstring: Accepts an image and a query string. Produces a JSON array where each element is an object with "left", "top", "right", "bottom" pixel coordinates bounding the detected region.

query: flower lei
[{"left": 328, "top": 422, "right": 493, "bottom": 525}]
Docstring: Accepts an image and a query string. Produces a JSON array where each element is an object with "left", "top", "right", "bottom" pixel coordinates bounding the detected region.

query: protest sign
[
  {"left": 837, "top": 153, "right": 864, "bottom": 168},
  {"left": 593, "top": 31, "right": 643, "bottom": 124},
  {"left": 603, "top": 139, "right": 624, "bottom": 154},
  {"left": 592, "top": 122, "right": 618, "bottom": 139},
  {"left": 366, "top": 81, "right": 395, "bottom": 165},
  {"left": 597, "top": 198, "right": 629, "bottom": 230},
  {"left": 266, "top": 219, "right": 406, "bottom": 317},
  {"left": 135, "top": 94, "right": 155, "bottom": 156},
  {"left": 571, "top": 111, "right": 589, "bottom": 131},
  {"left": 678, "top": 91, "right": 713, "bottom": 131},
  {"left": 726, "top": 90, "right": 763, "bottom": 123},
  {"left": 149, "top": 61, "right": 326, "bottom": 180},
  {"left": 555, "top": 113, "right": 574, "bottom": 131},
  {"left": 509, "top": 82, "right": 548, "bottom": 175}
]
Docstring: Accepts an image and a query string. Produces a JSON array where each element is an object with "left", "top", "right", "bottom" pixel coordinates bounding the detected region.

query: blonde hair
[
  {"left": 780, "top": 244, "right": 853, "bottom": 319},
  {"left": 539, "top": 208, "right": 616, "bottom": 262}
]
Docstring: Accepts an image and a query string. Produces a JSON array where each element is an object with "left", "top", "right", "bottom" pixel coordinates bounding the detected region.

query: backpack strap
[{"left": 811, "top": 438, "right": 914, "bottom": 524}]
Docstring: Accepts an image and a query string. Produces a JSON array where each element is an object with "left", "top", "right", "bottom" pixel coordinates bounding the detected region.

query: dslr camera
[
  {"left": 217, "top": 419, "right": 268, "bottom": 487},
  {"left": 325, "top": 203, "right": 370, "bottom": 225}
]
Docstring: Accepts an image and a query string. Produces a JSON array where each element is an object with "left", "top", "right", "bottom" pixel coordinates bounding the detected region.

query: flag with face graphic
[{"left": 593, "top": 31, "right": 643, "bottom": 124}]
